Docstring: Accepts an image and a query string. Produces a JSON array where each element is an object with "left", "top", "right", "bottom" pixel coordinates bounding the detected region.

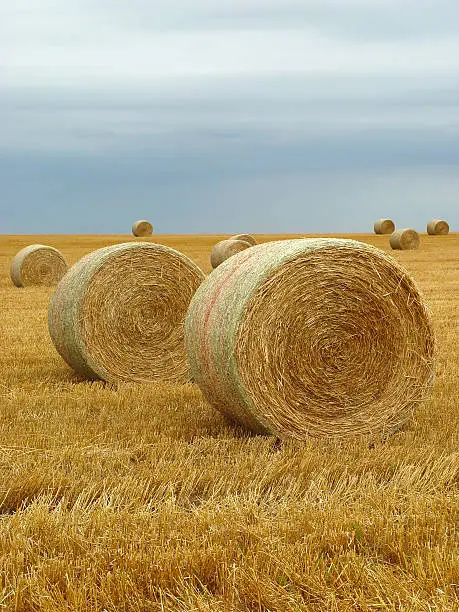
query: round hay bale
[
  {"left": 389, "top": 228, "right": 420, "bottom": 250},
  {"left": 230, "top": 234, "right": 257, "bottom": 246},
  {"left": 10, "top": 245, "right": 68, "bottom": 288},
  {"left": 132, "top": 220, "right": 153, "bottom": 237},
  {"left": 374, "top": 218, "right": 395, "bottom": 234},
  {"left": 185, "top": 238, "right": 435, "bottom": 440},
  {"left": 48, "top": 242, "right": 204, "bottom": 384},
  {"left": 427, "top": 219, "right": 449, "bottom": 236},
  {"left": 211, "top": 239, "right": 252, "bottom": 269}
]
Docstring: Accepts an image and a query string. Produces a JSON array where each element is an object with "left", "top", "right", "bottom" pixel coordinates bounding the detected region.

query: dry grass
[{"left": 0, "top": 232, "right": 458, "bottom": 611}]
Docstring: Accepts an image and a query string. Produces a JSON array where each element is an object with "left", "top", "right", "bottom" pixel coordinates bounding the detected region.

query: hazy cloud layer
[{"left": 0, "top": 0, "right": 458, "bottom": 233}]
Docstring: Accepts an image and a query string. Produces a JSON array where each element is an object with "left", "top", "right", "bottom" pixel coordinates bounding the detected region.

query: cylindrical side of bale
[
  {"left": 427, "top": 219, "right": 449, "bottom": 235},
  {"left": 389, "top": 229, "right": 420, "bottom": 250},
  {"left": 48, "top": 242, "right": 205, "bottom": 384},
  {"left": 186, "top": 238, "right": 435, "bottom": 440},
  {"left": 374, "top": 219, "right": 395, "bottom": 234},
  {"left": 210, "top": 239, "right": 252, "bottom": 269},
  {"left": 132, "top": 220, "right": 153, "bottom": 237},
  {"left": 230, "top": 234, "right": 257, "bottom": 246},
  {"left": 10, "top": 245, "right": 68, "bottom": 287}
]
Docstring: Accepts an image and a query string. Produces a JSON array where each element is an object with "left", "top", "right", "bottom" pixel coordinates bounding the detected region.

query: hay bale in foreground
[
  {"left": 390, "top": 229, "right": 420, "bottom": 250},
  {"left": 49, "top": 242, "right": 204, "bottom": 384},
  {"left": 211, "top": 239, "right": 252, "bottom": 269},
  {"left": 230, "top": 234, "right": 257, "bottom": 246},
  {"left": 427, "top": 219, "right": 449, "bottom": 235},
  {"left": 10, "top": 245, "right": 68, "bottom": 287},
  {"left": 132, "top": 220, "right": 153, "bottom": 237},
  {"left": 186, "top": 238, "right": 435, "bottom": 440},
  {"left": 374, "top": 218, "right": 395, "bottom": 234}
]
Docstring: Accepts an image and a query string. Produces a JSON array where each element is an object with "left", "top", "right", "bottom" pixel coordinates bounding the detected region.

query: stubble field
[{"left": 0, "top": 233, "right": 457, "bottom": 611}]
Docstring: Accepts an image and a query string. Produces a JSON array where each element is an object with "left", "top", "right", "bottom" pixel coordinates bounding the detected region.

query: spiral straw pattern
[
  {"left": 427, "top": 219, "right": 449, "bottom": 236},
  {"left": 49, "top": 242, "right": 204, "bottom": 384},
  {"left": 132, "top": 220, "right": 153, "bottom": 237},
  {"left": 186, "top": 238, "right": 435, "bottom": 440},
  {"left": 374, "top": 219, "right": 395, "bottom": 234},
  {"left": 10, "top": 245, "right": 68, "bottom": 287},
  {"left": 210, "top": 239, "right": 252, "bottom": 269},
  {"left": 390, "top": 229, "right": 420, "bottom": 250}
]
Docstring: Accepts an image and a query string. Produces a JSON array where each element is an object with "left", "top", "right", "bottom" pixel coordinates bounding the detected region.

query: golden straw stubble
[
  {"left": 374, "top": 218, "right": 395, "bottom": 234},
  {"left": 49, "top": 242, "right": 204, "bottom": 384},
  {"left": 186, "top": 239, "right": 435, "bottom": 440},
  {"left": 10, "top": 244, "right": 68, "bottom": 287},
  {"left": 390, "top": 228, "right": 420, "bottom": 250},
  {"left": 427, "top": 219, "right": 449, "bottom": 235},
  {"left": 132, "top": 220, "right": 153, "bottom": 237},
  {"left": 210, "top": 239, "right": 252, "bottom": 269}
]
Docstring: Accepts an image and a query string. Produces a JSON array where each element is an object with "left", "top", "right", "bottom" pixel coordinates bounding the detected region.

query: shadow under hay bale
[{"left": 186, "top": 238, "right": 435, "bottom": 440}]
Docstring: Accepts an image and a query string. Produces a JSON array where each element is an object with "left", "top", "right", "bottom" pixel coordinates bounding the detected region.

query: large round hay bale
[
  {"left": 10, "top": 245, "right": 68, "bottom": 288},
  {"left": 427, "top": 219, "right": 449, "bottom": 235},
  {"left": 230, "top": 234, "right": 257, "bottom": 246},
  {"left": 132, "top": 220, "right": 153, "bottom": 237},
  {"left": 49, "top": 242, "right": 204, "bottom": 384},
  {"left": 186, "top": 239, "right": 435, "bottom": 440},
  {"left": 211, "top": 239, "right": 252, "bottom": 269},
  {"left": 374, "top": 218, "right": 395, "bottom": 234},
  {"left": 389, "top": 228, "right": 420, "bottom": 250}
]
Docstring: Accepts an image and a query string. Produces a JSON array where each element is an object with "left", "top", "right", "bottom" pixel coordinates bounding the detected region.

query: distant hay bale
[
  {"left": 390, "top": 229, "right": 420, "bottom": 250},
  {"left": 427, "top": 219, "right": 449, "bottom": 236},
  {"left": 132, "top": 220, "right": 153, "bottom": 237},
  {"left": 186, "top": 238, "right": 435, "bottom": 440},
  {"left": 211, "top": 239, "right": 252, "bottom": 269},
  {"left": 10, "top": 245, "right": 68, "bottom": 288},
  {"left": 374, "top": 218, "right": 395, "bottom": 234},
  {"left": 230, "top": 234, "right": 257, "bottom": 246},
  {"left": 48, "top": 242, "right": 204, "bottom": 384}
]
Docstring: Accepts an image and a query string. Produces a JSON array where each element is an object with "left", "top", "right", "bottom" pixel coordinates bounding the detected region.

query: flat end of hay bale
[
  {"left": 10, "top": 245, "right": 68, "bottom": 287},
  {"left": 132, "top": 220, "right": 153, "bottom": 237}
]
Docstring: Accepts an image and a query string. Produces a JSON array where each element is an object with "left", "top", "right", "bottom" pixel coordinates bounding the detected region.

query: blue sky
[{"left": 1, "top": 0, "right": 458, "bottom": 233}]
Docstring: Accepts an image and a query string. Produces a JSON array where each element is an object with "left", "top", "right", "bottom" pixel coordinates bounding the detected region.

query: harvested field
[{"left": 0, "top": 233, "right": 458, "bottom": 611}]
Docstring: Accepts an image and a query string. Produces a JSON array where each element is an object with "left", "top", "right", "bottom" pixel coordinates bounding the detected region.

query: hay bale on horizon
[
  {"left": 427, "top": 219, "right": 449, "bottom": 235},
  {"left": 10, "top": 245, "right": 68, "bottom": 288},
  {"left": 230, "top": 234, "right": 257, "bottom": 246},
  {"left": 132, "top": 220, "right": 153, "bottom": 237},
  {"left": 374, "top": 218, "right": 395, "bottom": 234},
  {"left": 48, "top": 242, "right": 204, "bottom": 384},
  {"left": 186, "top": 238, "right": 435, "bottom": 440},
  {"left": 211, "top": 239, "right": 252, "bottom": 269},
  {"left": 390, "top": 228, "right": 420, "bottom": 250}
]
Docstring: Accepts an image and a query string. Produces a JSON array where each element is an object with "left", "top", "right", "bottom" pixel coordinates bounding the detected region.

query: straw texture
[
  {"left": 390, "top": 229, "right": 420, "bottom": 250},
  {"left": 186, "top": 238, "right": 435, "bottom": 440},
  {"left": 10, "top": 245, "right": 68, "bottom": 288},
  {"left": 230, "top": 234, "right": 257, "bottom": 246},
  {"left": 49, "top": 242, "right": 204, "bottom": 384},
  {"left": 210, "top": 239, "right": 252, "bottom": 269},
  {"left": 132, "top": 220, "right": 153, "bottom": 237},
  {"left": 374, "top": 219, "right": 395, "bottom": 234},
  {"left": 427, "top": 219, "right": 449, "bottom": 235}
]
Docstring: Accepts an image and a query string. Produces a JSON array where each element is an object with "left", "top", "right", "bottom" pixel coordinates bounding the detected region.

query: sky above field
[{"left": 1, "top": 0, "right": 458, "bottom": 234}]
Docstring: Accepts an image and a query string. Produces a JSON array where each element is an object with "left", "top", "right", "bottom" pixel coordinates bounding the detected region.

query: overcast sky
[{"left": 1, "top": 0, "right": 458, "bottom": 233}]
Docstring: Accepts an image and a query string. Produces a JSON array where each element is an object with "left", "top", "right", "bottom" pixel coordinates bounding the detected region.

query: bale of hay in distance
[
  {"left": 132, "top": 220, "right": 153, "bottom": 237},
  {"left": 427, "top": 219, "right": 449, "bottom": 235},
  {"left": 10, "top": 245, "right": 68, "bottom": 288},
  {"left": 48, "top": 242, "right": 204, "bottom": 384},
  {"left": 186, "top": 238, "right": 435, "bottom": 440},
  {"left": 210, "top": 239, "right": 252, "bottom": 269},
  {"left": 390, "top": 228, "right": 420, "bottom": 250},
  {"left": 230, "top": 234, "right": 257, "bottom": 246},
  {"left": 374, "top": 218, "right": 395, "bottom": 234}
]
